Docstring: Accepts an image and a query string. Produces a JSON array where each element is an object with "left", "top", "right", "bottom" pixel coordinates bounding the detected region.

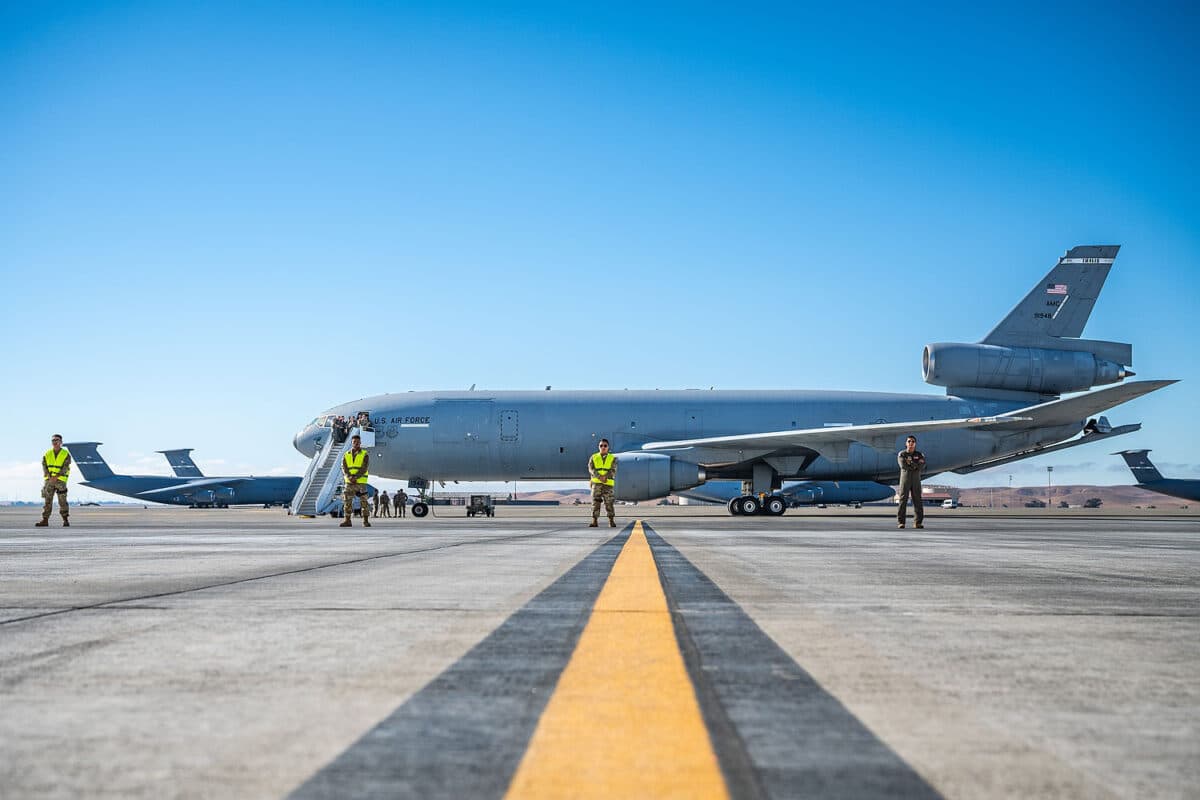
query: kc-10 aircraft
[
  {"left": 293, "top": 245, "right": 1176, "bottom": 517},
  {"left": 1115, "top": 450, "right": 1200, "bottom": 502},
  {"left": 67, "top": 443, "right": 301, "bottom": 508}
]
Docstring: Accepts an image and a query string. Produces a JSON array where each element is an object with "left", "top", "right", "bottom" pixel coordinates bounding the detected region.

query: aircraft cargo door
[{"left": 432, "top": 400, "right": 494, "bottom": 478}]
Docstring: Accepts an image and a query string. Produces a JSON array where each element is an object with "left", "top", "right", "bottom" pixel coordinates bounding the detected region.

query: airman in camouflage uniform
[
  {"left": 588, "top": 438, "right": 618, "bottom": 528},
  {"left": 340, "top": 435, "right": 372, "bottom": 528},
  {"left": 897, "top": 435, "right": 926, "bottom": 529},
  {"left": 37, "top": 434, "right": 72, "bottom": 527}
]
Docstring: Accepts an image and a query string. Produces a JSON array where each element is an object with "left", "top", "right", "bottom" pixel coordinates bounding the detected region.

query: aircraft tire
[
  {"left": 766, "top": 496, "right": 787, "bottom": 516},
  {"left": 727, "top": 498, "right": 742, "bottom": 516},
  {"left": 737, "top": 496, "right": 761, "bottom": 515},
  {"left": 412, "top": 502, "right": 429, "bottom": 518}
]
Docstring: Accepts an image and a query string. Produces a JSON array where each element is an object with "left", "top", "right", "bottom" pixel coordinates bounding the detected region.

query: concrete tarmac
[{"left": 0, "top": 505, "right": 1196, "bottom": 799}]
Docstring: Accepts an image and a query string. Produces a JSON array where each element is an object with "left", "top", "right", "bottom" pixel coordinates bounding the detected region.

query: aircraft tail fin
[
  {"left": 63, "top": 442, "right": 115, "bottom": 481},
  {"left": 1115, "top": 449, "right": 1164, "bottom": 483},
  {"left": 982, "top": 245, "right": 1131, "bottom": 364},
  {"left": 158, "top": 448, "right": 204, "bottom": 478}
]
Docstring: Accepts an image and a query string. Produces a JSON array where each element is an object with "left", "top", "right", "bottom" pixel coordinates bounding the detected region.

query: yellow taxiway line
[{"left": 504, "top": 521, "right": 729, "bottom": 799}]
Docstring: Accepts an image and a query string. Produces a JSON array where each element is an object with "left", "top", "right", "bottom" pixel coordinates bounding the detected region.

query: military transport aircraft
[
  {"left": 293, "top": 245, "right": 1176, "bottom": 517},
  {"left": 1115, "top": 450, "right": 1200, "bottom": 502},
  {"left": 678, "top": 480, "right": 894, "bottom": 514},
  {"left": 68, "top": 442, "right": 301, "bottom": 508}
]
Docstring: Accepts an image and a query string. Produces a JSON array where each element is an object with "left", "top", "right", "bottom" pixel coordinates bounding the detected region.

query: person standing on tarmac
[
  {"left": 37, "top": 434, "right": 72, "bottom": 527},
  {"left": 340, "top": 434, "right": 371, "bottom": 528},
  {"left": 897, "top": 435, "right": 926, "bottom": 529},
  {"left": 588, "top": 438, "right": 618, "bottom": 528},
  {"left": 379, "top": 490, "right": 392, "bottom": 518},
  {"left": 396, "top": 489, "right": 407, "bottom": 517}
]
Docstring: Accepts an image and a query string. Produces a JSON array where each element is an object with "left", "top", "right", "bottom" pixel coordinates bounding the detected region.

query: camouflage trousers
[
  {"left": 591, "top": 482, "right": 615, "bottom": 520},
  {"left": 42, "top": 479, "right": 68, "bottom": 521},
  {"left": 897, "top": 474, "right": 923, "bottom": 524},
  {"left": 343, "top": 483, "right": 371, "bottom": 522}
]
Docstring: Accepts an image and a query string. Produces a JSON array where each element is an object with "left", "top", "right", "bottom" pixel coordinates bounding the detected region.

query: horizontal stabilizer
[
  {"left": 992, "top": 380, "right": 1176, "bottom": 430},
  {"left": 137, "top": 477, "right": 251, "bottom": 497}
]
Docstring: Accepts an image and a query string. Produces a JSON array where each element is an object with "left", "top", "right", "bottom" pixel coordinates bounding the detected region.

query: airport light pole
[{"left": 1047, "top": 466, "right": 1053, "bottom": 509}]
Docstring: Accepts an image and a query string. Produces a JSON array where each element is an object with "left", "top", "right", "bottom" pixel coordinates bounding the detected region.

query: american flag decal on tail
[{"left": 1046, "top": 283, "right": 1068, "bottom": 295}]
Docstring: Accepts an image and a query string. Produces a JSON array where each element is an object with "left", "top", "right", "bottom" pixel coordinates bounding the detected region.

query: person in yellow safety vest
[
  {"left": 339, "top": 434, "right": 372, "bottom": 528},
  {"left": 588, "top": 438, "right": 618, "bottom": 528},
  {"left": 37, "top": 434, "right": 72, "bottom": 527}
]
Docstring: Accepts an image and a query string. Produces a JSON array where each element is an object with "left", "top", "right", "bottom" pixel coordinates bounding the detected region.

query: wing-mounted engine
[
  {"left": 923, "top": 342, "right": 1132, "bottom": 398},
  {"left": 612, "top": 453, "right": 706, "bottom": 502}
]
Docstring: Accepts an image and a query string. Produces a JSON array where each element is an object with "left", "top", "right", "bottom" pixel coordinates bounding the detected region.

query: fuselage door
[
  {"left": 499, "top": 409, "right": 519, "bottom": 470},
  {"left": 433, "top": 400, "right": 494, "bottom": 444},
  {"left": 500, "top": 410, "right": 519, "bottom": 442}
]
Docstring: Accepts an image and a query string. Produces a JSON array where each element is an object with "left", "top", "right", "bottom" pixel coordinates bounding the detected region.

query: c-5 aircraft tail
[
  {"left": 63, "top": 442, "right": 115, "bottom": 481},
  {"left": 158, "top": 448, "right": 204, "bottom": 478},
  {"left": 1116, "top": 449, "right": 1165, "bottom": 483}
]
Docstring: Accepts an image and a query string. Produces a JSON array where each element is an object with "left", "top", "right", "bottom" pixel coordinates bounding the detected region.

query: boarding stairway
[{"left": 289, "top": 427, "right": 374, "bottom": 517}]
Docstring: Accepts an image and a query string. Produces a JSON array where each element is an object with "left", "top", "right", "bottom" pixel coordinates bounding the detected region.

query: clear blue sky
[{"left": 2, "top": 2, "right": 1197, "bottom": 500}]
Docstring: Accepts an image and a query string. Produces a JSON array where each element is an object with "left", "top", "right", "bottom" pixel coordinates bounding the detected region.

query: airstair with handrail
[{"left": 290, "top": 426, "right": 375, "bottom": 517}]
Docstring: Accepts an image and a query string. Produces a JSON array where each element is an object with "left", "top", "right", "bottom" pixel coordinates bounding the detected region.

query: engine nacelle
[
  {"left": 787, "top": 486, "right": 822, "bottom": 504},
  {"left": 192, "top": 489, "right": 216, "bottom": 504},
  {"left": 923, "top": 343, "right": 1128, "bottom": 395},
  {"left": 612, "top": 453, "right": 706, "bottom": 502},
  {"left": 214, "top": 486, "right": 236, "bottom": 504}
]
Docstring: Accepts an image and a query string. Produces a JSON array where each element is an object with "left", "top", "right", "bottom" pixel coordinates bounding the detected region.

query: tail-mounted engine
[{"left": 923, "top": 343, "right": 1131, "bottom": 396}]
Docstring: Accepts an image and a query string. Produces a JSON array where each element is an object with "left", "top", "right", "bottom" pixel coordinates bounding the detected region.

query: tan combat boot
[
  {"left": 35, "top": 520, "right": 49, "bottom": 527},
  {"left": 608, "top": 517, "right": 616, "bottom": 528},
  {"left": 589, "top": 518, "right": 598, "bottom": 527},
  {"left": 62, "top": 518, "right": 70, "bottom": 527},
  {"left": 339, "top": 519, "right": 352, "bottom": 528}
]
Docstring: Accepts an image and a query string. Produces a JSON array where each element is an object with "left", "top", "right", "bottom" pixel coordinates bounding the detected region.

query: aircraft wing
[
  {"left": 640, "top": 380, "right": 1173, "bottom": 468},
  {"left": 986, "top": 380, "right": 1176, "bottom": 430},
  {"left": 641, "top": 416, "right": 1022, "bottom": 464},
  {"left": 137, "top": 477, "right": 252, "bottom": 497}
]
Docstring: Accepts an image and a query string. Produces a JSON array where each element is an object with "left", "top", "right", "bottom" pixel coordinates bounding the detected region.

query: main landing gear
[{"left": 727, "top": 494, "right": 787, "bottom": 516}]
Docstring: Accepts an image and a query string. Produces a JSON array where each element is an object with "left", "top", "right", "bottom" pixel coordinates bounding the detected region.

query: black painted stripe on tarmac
[
  {"left": 289, "top": 525, "right": 632, "bottom": 800},
  {"left": 644, "top": 523, "right": 943, "bottom": 800}
]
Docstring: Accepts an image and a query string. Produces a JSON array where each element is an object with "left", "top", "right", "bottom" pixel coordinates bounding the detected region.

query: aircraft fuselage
[{"left": 294, "top": 389, "right": 1081, "bottom": 485}]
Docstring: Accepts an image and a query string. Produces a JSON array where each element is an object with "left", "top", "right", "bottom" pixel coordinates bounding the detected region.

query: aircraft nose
[{"left": 293, "top": 426, "right": 318, "bottom": 457}]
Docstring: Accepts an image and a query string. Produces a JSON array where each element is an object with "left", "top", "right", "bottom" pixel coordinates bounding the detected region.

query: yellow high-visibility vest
[
  {"left": 44, "top": 448, "right": 71, "bottom": 483},
  {"left": 590, "top": 452, "right": 615, "bottom": 486},
  {"left": 343, "top": 449, "right": 369, "bottom": 484}
]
